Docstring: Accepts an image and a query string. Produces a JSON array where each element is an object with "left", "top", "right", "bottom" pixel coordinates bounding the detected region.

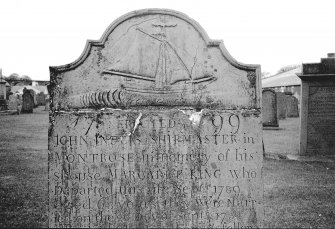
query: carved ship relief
[
  {"left": 49, "top": 10, "right": 260, "bottom": 110},
  {"left": 77, "top": 16, "right": 218, "bottom": 108}
]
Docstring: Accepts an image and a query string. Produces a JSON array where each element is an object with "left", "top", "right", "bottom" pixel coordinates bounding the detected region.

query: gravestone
[
  {"left": 49, "top": 9, "right": 263, "bottom": 228},
  {"left": 276, "top": 92, "right": 287, "bottom": 120},
  {"left": 0, "top": 68, "right": 7, "bottom": 110},
  {"left": 29, "top": 89, "right": 38, "bottom": 108},
  {"left": 21, "top": 88, "right": 34, "bottom": 113},
  {"left": 37, "top": 92, "right": 46, "bottom": 106},
  {"left": 298, "top": 53, "right": 335, "bottom": 155},
  {"left": 285, "top": 92, "right": 299, "bottom": 117},
  {"left": 0, "top": 68, "right": 6, "bottom": 101},
  {"left": 45, "top": 96, "right": 50, "bottom": 111},
  {"left": 8, "top": 94, "right": 20, "bottom": 114},
  {"left": 262, "top": 89, "right": 278, "bottom": 127}
]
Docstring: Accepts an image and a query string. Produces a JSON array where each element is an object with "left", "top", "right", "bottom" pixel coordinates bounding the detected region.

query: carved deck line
[{"left": 102, "top": 70, "right": 155, "bottom": 82}]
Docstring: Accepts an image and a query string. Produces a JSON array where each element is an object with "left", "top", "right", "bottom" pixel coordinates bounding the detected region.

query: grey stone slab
[
  {"left": 276, "top": 92, "right": 287, "bottom": 120},
  {"left": 298, "top": 53, "right": 335, "bottom": 156},
  {"left": 8, "top": 94, "right": 18, "bottom": 110},
  {"left": 285, "top": 95, "right": 299, "bottom": 117},
  {"left": 262, "top": 89, "right": 278, "bottom": 127},
  {"left": 21, "top": 89, "right": 34, "bottom": 113}
]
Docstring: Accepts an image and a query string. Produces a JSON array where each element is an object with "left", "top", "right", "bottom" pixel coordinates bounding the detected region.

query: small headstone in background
[
  {"left": 298, "top": 53, "right": 335, "bottom": 155},
  {"left": 37, "top": 92, "right": 46, "bottom": 106},
  {"left": 0, "top": 68, "right": 7, "bottom": 110},
  {"left": 45, "top": 95, "right": 50, "bottom": 111},
  {"left": 0, "top": 68, "right": 6, "bottom": 100},
  {"left": 262, "top": 89, "right": 278, "bottom": 127},
  {"left": 21, "top": 88, "right": 34, "bottom": 113},
  {"left": 28, "top": 90, "right": 38, "bottom": 108},
  {"left": 8, "top": 94, "right": 20, "bottom": 114},
  {"left": 276, "top": 92, "right": 287, "bottom": 120},
  {"left": 285, "top": 92, "right": 299, "bottom": 117}
]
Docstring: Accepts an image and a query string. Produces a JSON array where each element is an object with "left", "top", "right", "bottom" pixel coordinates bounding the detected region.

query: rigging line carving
[{"left": 136, "top": 27, "right": 192, "bottom": 79}]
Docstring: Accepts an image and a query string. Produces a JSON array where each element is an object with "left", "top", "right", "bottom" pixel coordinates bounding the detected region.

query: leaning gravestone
[
  {"left": 262, "top": 89, "right": 278, "bottom": 127},
  {"left": 285, "top": 92, "right": 299, "bottom": 117},
  {"left": 298, "top": 53, "right": 335, "bottom": 155},
  {"left": 49, "top": 9, "right": 263, "bottom": 228},
  {"left": 21, "top": 88, "right": 34, "bottom": 113},
  {"left": 276, "top": 92, "right": 287, "bottom": 120}
]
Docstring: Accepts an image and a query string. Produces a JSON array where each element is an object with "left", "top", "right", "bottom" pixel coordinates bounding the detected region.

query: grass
[
  {"left": 263, "top": 117, "right": 300, "bottom": 155},
  {"left": 0, "top": 110, "right": 334, "bottom": 228},
  {"left": 0, "top": 107, "right": 48, "bottom": 228},
  {"left": 264, "top": 158, "right": 335, "bottom": 228}
]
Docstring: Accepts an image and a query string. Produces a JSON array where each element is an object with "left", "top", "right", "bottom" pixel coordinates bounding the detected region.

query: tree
[
  {"left": 21, "top": 75, "right": 32, "bottom": 81},
  {"left": 277, "top": 64, "right": 301, "bottom": 74},
  {"left": 261, "top": 72, "right": 271, "bottom": 79},
  {"left": 7, "top": 73, "right": 20, "bottom": 80}
]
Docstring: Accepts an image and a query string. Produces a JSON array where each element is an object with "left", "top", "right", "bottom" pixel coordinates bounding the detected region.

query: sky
[{"left": 0, "top": 0, "right": 334, "bottom": 81}]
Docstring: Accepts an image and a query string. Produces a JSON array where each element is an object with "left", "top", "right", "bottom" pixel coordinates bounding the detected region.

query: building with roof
[
  {"left": 10, "top": 85, "right": 48, "bottom": 95},
  {"left": 262, "top": 67, "right": 302, "bottom": 100}
]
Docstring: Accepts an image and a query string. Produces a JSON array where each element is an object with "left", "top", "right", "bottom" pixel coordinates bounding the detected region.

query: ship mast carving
[{"left": 103, "top": 16, "right": 217, "bottom": 89}]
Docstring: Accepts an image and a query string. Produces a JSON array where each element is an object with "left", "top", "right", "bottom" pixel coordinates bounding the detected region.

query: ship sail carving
[{"left": 103, "top": 16, "right": 217, "bottom": 90}]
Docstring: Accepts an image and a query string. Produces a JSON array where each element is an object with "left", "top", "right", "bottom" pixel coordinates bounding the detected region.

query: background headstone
[
  {"left": 298, "top": 53, "right": 335, "bottom": 155},
  {"left": 49, "top": 9, "right": 263, "bottom": 228},
  {"left": 276, "top": 92, "right": 287, "bottom": 120},
  {"left": 37, "top": 92, "right": 46, "bottom": 106},
  {"left": 8, "top": 94, "right": 19, "bottom": 114},
  {"left": 28, "top": 89, "right": 38, "bottom": 108},
  {"left": 0, "top": 68, "right": 7, "bottom": 110},
  {"left": 262, "top": 89, "right": 278, "bottom": 127},
  {"left": 0, "top": 68, "right": 6, "bottom": 100},
  {"left": 45, "top": 95, "right": 50, "bottom": 111},
  {"left": 285, "top": 93, "right": 299, "bottom": 117},
  {"left": 21, "top": 88, "right": 34, "bottom": 113}
]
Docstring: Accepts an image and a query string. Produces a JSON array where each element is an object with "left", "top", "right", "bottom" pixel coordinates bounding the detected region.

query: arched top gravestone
[
  {"left": 49, "top": 9, "right": 260, "bottom": 110},
  {"left": 49, "top": 9, "right": 263, "bottom": 228},
  {"left": 262, "top": 89, "right": 278, "bottom": 127},
  {"left": 21, "top": 89, "right": 34, "bottom": 113}
]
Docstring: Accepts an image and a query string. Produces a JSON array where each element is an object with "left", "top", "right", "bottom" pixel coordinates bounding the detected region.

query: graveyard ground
[{"left": 0, "top": 108, "right": 334, "bottom": 228}]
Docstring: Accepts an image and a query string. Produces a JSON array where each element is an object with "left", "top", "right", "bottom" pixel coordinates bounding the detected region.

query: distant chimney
[{"left": 327, "top": 53, "right": 335, "bottom": 58}]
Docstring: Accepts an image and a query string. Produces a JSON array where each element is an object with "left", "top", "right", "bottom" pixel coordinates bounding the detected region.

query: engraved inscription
[
  {"left": 49, "top": 109, "right": 262, "bottom": 228},
  {"left": 307, "top": 86, "right": 335, "bottom": 154}
]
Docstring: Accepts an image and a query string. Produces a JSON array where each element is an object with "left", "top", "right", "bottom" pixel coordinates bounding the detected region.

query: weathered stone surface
[
  {"left": 49, "top": 9, "right": 263, "bottom": 228},
  {"left": 276, "top": 92, "right": 287, "bottom": 120},
  {"left": 298, "top": 53, "right": 335, "bottom": 155},
  {"left": 49, "top": 11, "right": 259, "bottom": 111},
  {"left": 8, "top": 94, "right": 19, "bottom": 111},
  {"left": 285, "top": 94, "right": 299, "bottom": 117},
  {"left": 21, "top": 89, "right": 34, "bottom": 113},
  {"left": 306, "top": 86, "right": 335, "bottom": 155},
  {"left": 262, "top": 89, "right": 278, "bottom": 127}
]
